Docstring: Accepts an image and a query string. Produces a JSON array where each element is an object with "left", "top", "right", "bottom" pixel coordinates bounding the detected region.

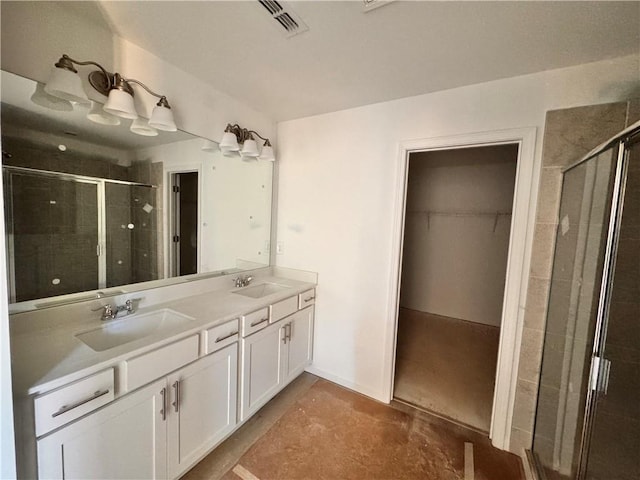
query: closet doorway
[
  {"left": 169, "top": 171, "right": 199, "bottom": 277},
  {"left": 393, "top": 144, "right": 518, "bottom": 433}
]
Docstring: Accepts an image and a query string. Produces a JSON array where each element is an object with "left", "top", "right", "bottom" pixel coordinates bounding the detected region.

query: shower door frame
[
  {"left": 529, "top": 124, "right": 640, "bottom": 480},
  {"left": 3, "top": 166, "right": 157, "bottom": 304}
]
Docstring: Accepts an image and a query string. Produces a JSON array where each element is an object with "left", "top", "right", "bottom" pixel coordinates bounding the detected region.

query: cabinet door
[
  {"left": 284, "top": 306, "right": 314, "bottom": 383},
  {"left": 240, "top": 321, "right": 286, "bottom": 421},
  {"left": 37, "top": 379, "right": 167, "bottom": 480},
  {"left": 167, "top": 343, "right": 238, "bottom": 479}
]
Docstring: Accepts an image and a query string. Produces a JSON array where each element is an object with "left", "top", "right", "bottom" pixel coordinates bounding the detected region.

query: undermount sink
[
  {"left": 75, "top": 309, "right": 194, "bottom": 352},
  {"left": 232, "top": 282, "right": 289, "bottom": 299}
]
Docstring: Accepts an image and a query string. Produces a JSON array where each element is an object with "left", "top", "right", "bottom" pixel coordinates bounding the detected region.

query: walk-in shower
[
  {"left": 529, "top": 122, "right": 640, "bottom": 480},
  {"left": 3, "top": 166, "right": 160, "bottom": 303}
]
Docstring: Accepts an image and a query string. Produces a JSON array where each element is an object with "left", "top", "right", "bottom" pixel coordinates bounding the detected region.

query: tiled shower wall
[
  {"left": 509, "top": 100, "right": 640, "bottom": 454},
  {"left": 2, "top": 136, "right": 164, "bottom": 299}
]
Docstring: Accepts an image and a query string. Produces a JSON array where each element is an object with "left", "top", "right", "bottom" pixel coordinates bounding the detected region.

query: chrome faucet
[
  {"left": 93, "top": 304, "right": 117, "bottom": 321},
  {"left": 93, "top": 298, "right": 142, "bottom": 321},
  {"left": 233, "top": 275, "right": 253, "bottom": 288}
]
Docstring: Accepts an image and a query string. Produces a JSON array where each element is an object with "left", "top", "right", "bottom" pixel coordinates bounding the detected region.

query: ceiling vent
[
  {"left": 258, "top": 1, "right": 309, "bottom": 38},
  {"left": 362, "top": 0, "right": 396, "bottom": 13}
]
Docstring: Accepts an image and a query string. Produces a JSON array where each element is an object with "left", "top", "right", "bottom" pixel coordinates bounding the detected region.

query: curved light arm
[
  {"left": 123, "top": 78, "right": 171, "bottom": 108},
  {"left": 247, "top": 130, "right": 271, "bottom": 145},
  {"left": 224, "top": 123, "right": 271, "bottom": 145},
  {"left": 57, "top": 54, "right": 112, "bottom": 90}
]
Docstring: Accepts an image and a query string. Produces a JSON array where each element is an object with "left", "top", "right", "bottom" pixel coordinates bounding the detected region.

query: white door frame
[{"left": 385, "top": 127, "right": 537, "bottom": 450}]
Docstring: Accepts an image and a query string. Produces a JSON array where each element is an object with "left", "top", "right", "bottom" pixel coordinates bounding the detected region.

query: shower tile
[
  {"left": 535, "top": 168, "right": 562, "bottom": 224},
  {"left": 544, "top": 279, "right": 572, "bottom": 336},
  {"left": 529, "top": 224, "right": 557, "bottom": 279},
  {"left": 130, "top": 162, "right": 151, "bottom": 184},
  {"left": 533, "top": 384, "right": 561, "bottom": 443},
  {"left": 539, "top": 333, "right": 571, "bottom": 391},
  {"left": 517, "top": 327, "right": 544, "bottom": 383},
  {"left": 587, "top": 413, "right": 639, "bottom": 480},
  {"left": 606, "top": 301, "right": 640, "bottom": 356},
  {"left": 542, "top": 103, "right": 627, "bottom": 168},
  {"left": 524, "top": 277, "right": 550, "bottom": 330},
  {"left": 510, "top": 427, "right": 532, "bottom": 453},
  {"left": 512, "top": 379, "right": 538, "bottom": 432},
  {"left": 596, "top": 357, "right": 640, "bottom": 421},
  {"left": 626, "top": 98, "right": 640, "bottom": 127},
  {"left": 108, "top": 164, "right": 130, "bottom": 181}
]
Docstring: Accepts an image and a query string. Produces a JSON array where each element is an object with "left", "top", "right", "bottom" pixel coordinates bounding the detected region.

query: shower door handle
[{"left": 590, "top": 356, "right": 611, "bottom": 395}]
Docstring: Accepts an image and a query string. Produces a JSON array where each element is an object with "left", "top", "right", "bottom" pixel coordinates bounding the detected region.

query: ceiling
[{"left": 72, "top": 1, "right": 640, "bottom": 121}]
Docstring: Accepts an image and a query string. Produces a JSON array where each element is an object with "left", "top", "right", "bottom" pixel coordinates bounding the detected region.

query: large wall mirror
[{"left": 1, "top": 70, "right": 274, "bottom": 312}]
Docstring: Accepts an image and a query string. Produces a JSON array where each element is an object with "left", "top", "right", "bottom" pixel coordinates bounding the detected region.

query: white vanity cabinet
[
  {"left": 37, "top": 378, "right": 168, "bottom": 479},
  {"left": 240, "top": 305, "right": 314, "bottom": 421},
  {"left": 36, "top": 342, "right": 238, "bottom": 480},
  {"left": 240, "top": 318, "right": 287, "bottom": 420},
  {"left": 167, "top": 343, "right": 237, "bottom": 478},
  {"left": 283, "top": 305, "right": 314, "bottom": 383},
  {"left": 25, "top": 284, "right": 316, "bottom": 480}
]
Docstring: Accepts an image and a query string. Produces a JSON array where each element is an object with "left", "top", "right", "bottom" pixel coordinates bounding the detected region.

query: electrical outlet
[{"left": 276, "top": 241, "right": 284, "bottom": 255}]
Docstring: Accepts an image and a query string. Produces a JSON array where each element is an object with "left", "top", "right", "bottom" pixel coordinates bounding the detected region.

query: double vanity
[{"left": 10, "top": 268, "right": 317, "bottom": 479}]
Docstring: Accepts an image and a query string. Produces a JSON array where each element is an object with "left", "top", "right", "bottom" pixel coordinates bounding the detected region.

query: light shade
[
  {"left": 44, "top": 67, "right": 90, "bottom": 105},
  {"left": 130, "top": 118, "right": 158, "bottom": 136},
  {"left": 240, "top": 139, "right": 259, "bottom": 157},
  {"left": 31, "top": 83, "right": 73, "bottom": 111},
  {"left": 220, "top": 132, "right": 240, "bottom": 152},
  {"left": 258, "top": 144, "right": 276, "bottom": 162},
  {"left": 87, "top": 102, "right": 121, "bottom": 125},
  {"left": 103, "top": 89, "right": 138, "bottom": 119},
  {"left": 148, "top": 104, "right": 177, "bottom": 131}
]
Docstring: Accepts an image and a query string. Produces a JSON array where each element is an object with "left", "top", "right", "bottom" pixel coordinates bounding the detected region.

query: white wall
[
  {"left": 275, "top": 54, "right": 640, "bottom": 402},
  {"left": 400, "top": 146, "right": 517, "bottom": 327}
]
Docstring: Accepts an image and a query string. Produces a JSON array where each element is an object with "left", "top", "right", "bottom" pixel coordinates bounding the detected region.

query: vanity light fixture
[
  {"left": 42, "top": 54, "right": 177, "bottom": 134},
  {"left": 30, "top": 83, "right": 74, "bottom": 112},
  {"left": 219, "top": 123, "right": 275, "bottom": 161},
  {"left": 86, "top": 102, "right": 121, "bottom": 126}
]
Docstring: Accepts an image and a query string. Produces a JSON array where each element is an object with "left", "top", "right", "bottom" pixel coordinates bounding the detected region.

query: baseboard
[{"left": 305, "top": 366, "right": 387, "bottom": 403}]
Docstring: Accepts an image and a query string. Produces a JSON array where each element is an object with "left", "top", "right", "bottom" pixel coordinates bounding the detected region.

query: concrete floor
[
  {"left": 183, "top": 373, "right": 523, "bottom": 480},
  {"left": 393, "top": 308, "right": 501, "bottom": 432}
]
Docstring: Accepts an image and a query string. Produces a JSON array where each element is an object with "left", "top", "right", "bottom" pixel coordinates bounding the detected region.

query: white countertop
[{"left": 10, "top": 273, "right": 316, "bottom": 397}]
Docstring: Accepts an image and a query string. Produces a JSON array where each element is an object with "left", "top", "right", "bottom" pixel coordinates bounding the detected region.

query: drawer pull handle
[
  {"left": 304, "top": 296, "right": 315, "bottom": 303},
  {"left": 250, "top": 317, "right": 269, "bottom": 327},
  {"left": 51, "top": 389, "right": 110, "bottom": 418},
  {"left": 215, "top": 330, "right": 239, "bottom": 343}
]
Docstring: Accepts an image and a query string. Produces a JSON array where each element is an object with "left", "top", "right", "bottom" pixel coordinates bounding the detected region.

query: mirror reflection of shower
[{"left": 3, "top": 162, "right": 161, "bottom": 303}]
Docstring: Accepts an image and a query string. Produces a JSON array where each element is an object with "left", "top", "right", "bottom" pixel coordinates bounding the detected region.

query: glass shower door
[
  {"left": 583, "top": 139, "right": 640, "bottom": 480},
  {"left": 532, "top": 145, "right": 618, "bottom": 479},
  {"left": 4, "top": 170, "right": 100, "bottom": 302}
]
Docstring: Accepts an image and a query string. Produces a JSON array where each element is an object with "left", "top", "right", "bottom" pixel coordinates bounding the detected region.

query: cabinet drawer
[
  {"left": 126, "top": 335, "right": 199, "bottom": 391},
  {"left": 270, "top": 296, "right": 298, "bottom": 324},
  {"left": 34, "top": 368, "right": 114, "bottom": 437},
  {"left": 206, "top": 319, "right": 240, "bottom": 353},
  {"left": 241, "top": 307, "right": 270, "bottom": 337},
  {"left": 298, "top": 289, "right": 316, "bottom": 309}
]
